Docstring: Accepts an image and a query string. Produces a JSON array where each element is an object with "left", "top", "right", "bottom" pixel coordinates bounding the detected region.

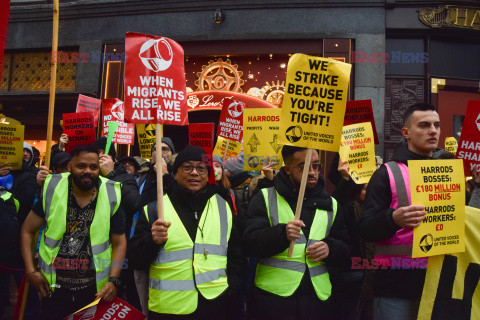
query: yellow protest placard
[
  {"left": 243, "top": 108, "right": 283, "bottom": 171},
  {"left": 338, "top": 122, "right": 376, "bottom": 184},
  {"left": 278, "top": 54, "right": 352, "bottom": 151},
  {"left": 212, "top": 137, "right": 242, "bottom": 160},
  {"left": 136, "top": 123, "right": 155, "bottom": 159},
  {"left": 445, "top": 137, "right": 458, "bottom": 154},
  {"left": 418, "top": 206, "right": 480, "bottom": 319},
  {"left": 409, "top": 159, "right": 465, "bottom": 258},
  {"left": 0, "top": 123, "right": 24, "bottom": 170}
]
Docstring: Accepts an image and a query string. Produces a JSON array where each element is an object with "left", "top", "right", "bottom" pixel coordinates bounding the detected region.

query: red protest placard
[
  {"left": 189, "top": 123, "right": 216, "bottom": 184},
  {"left": 124, "top": 32, "right": 188, "bottom": 125},
  {"left": 76, "top": 94, "right": 101, "bottom": 127},
  {"left": 102, "top": 98, "right": 135, "bottom": 145},
  {"left": 112, "top": 123, "right": 135, "bottom": 145},
  {"left": 456, "top": 100, "right": 480, "bottom": 175},
  {"left": 102, "top": 98, "right": 125, "bottom": 135},
  {"left": 217, "top": 98, "right": 244, "bottom": 143},
  {"left": 344, "top": 99, "right": 379, "bottom": 144},
  {"left": 63, "top": 297, "right": 145, "bottom": 320},
  {"left": 189, "top": 123, "right": 215, "bottom": 154},
  {"left": 63, "top": 112, "right": 96, "bottom": 153}
]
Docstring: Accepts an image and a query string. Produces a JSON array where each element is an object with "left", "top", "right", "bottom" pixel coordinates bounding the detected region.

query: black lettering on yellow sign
[
  {"left": 285, "top": 58, "right": 346, "bottom": 129},
  {"left": 431, "top": 255, "right": 480, "bottom": 318}
]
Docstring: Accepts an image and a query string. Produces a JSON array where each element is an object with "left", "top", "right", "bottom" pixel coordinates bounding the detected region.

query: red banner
[
  {"left": 189, "top": 123, "right": 215, "bottom": 154},
  {"left": 456, "top": 100, "right": 480, "bottom": 175},
  {"left": 124, "top": 32, "right": 188, "bottom": 125},
  {"left": 63, "top": 112, "right": 96, "bottom": 153},
  {"left": 102, "top": 98, "right": 135, "bottom": 145},
  {"left": 63, "top": 297, "right": 145, "bottom": 320},
  {"left": 344, "top": 99, "right": 379, "bottom": 144},
  {"left": 217, "top": 99, "right": 244, "bottom": 143},
  {"left": 76, "top": 94, "right": 102, "bottom": 127},
  {"left": 0, "top": 0, "right": 10, "bottom": 81}
]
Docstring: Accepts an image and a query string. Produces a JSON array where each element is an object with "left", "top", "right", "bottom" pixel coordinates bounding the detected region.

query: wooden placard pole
[
  {"left": 222, "top": 139, "right": 230, "bottom": 161},
  {"left": 156, "top": 123, "right": 164, "bottom": 220},
  {"left": 287, "top": 148, "right": 313, "bottom": 258},
  {"left": 44, "top": 0, "right": 59, "bottom": 169},
  {"left": 21, "top": 2, "right": 59, "bottom": 319}
]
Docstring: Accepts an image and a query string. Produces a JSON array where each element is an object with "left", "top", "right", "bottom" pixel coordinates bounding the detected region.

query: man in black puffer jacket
[{"left": 242, "top": 145, "right": 351, "bottom": 320}]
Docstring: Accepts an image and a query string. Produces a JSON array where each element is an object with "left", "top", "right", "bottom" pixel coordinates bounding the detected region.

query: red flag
[
  {"left": 0, "top": 0, "right": 10, "bottom": 80},
  {"left": 124, "top": 32, "right": 188, "bottom": 125},
  {"left": 456, "top": 100, "right": 480, "bottom": 175}
]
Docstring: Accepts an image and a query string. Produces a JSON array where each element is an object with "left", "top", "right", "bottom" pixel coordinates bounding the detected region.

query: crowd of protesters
[{"left": 0, "top": 102, "right": 479, "bottom": 320}]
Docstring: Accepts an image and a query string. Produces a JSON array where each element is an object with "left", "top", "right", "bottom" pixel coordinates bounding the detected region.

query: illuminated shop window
[{"left": 1, "top": 51, "right": 77, "bottom": 93}]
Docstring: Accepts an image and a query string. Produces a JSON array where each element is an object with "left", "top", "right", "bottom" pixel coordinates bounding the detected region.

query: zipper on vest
[
  {"left": 194, "top": 211, "right": 198, "bottom": 220},
  {"left": 192, "top": 247, "right": 199, "bottom": 292}
]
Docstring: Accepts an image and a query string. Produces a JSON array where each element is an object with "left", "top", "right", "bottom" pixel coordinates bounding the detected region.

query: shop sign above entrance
[
  {"left": 418, "top": 5, "right": 480, "bottom": 31},
  {"left": 186, "top": 90, "right": 276, "bottom": 111}
]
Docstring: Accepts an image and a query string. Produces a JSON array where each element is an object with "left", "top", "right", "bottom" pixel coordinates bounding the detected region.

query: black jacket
[
  {"left": 127, "top": 180, "right": 246, "bottom": 311},
  {"left": 11, "top": 161, "right": 38, "bottom": 225},
  {"left": 359, "top": 142, "right": 443, "bottom": 300},
  {"left": 106, "top": 162, "right": 139, "bottom": 234},
  {"left": 332, "top": 178, "right": 364, "bottom": 260},
  {"left": 0, "top": 190, "right": 21, "bottom": 267},
  {"left": 242, "top": 168, "right": 351, "bottom": 295}
]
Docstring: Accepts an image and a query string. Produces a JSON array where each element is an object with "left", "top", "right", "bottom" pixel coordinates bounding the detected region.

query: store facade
[
  {"left": 384, "top": 1, "right": 480, "bottom": 160},
  {"left": 2, "top": 0, "right": 385, "bottom": 175}
]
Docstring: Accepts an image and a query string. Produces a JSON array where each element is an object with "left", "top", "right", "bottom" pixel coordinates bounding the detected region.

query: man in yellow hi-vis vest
[
  {"left": 128, "top": 146, "right": 245, "bottom": 320},
  {"left": 20, "top": 145, "right": 127, "bottom": 320},
  {"left": 243, "top": 145, "right": 351, "bottom": 320}
]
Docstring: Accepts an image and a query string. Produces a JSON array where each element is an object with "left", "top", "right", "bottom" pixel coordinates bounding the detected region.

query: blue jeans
[{"left": 373, "top": 297, "right": 420, "bottom": 320}]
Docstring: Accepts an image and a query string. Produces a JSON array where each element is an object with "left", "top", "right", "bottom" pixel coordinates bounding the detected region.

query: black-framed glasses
[
  {"left": 297, "top": 162, "right": 323, "bottom": 171},
  {"left": 161, "top": 147, "right": 171, "bottom": 153},
  {"left": 180, "top": 164, "right": 208, "bottom": 175}
]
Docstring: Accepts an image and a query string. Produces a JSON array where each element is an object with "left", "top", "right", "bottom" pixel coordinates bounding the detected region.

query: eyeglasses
[
  {"left": 297, "top": 162, "right": 323, "bottom": 171},
  {"left": 180, "top": 165, "right": 208, "bottom": 175},
  {"left": 161, "top": 147, "right": 171, "bottom": 153}
]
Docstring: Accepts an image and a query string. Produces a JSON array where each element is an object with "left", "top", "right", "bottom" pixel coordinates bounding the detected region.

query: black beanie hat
[{"left": 172, "top": 146, "right": 208, "bottom": 174}]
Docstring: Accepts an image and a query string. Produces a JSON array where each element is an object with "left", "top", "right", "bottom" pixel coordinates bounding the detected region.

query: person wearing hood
[
  {"left": 359, "top": 103, "right": 441, "bottom": 320},
  {"left": 128, "top": 146, "right": 245, "bottom": 319},
  {"left": 242, "top": 145, "right": 351, "bottom": 320},
  {"left": 91, "top": 137, "right": 139, "bottom": 222}
]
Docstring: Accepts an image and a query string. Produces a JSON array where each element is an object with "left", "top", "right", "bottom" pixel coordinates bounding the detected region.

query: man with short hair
[
  {"left": 242, "top": 145, "right": 350, "bottom": 320},
  {"left": 128, "top": 146, "right": 245, "bottom": 320},
  {"left": 20, "top": 145, "right": 126, "bottom": 320},
  {"left": 359, "top": 103, "right": 441, "bottom": 320}
]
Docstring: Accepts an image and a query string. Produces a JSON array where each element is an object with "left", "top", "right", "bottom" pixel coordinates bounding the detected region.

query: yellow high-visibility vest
[{"left": 255, "top": 187, "right": 337, "bottom": 300}]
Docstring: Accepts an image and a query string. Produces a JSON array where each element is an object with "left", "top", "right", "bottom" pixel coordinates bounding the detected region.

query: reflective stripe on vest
[
  {"left": 373, "top": 162, "right": 427, "bottom": 269},
  {"left": 148, "top": 193, "right": 232, "bottom": 315},
  {"left": 39, "top": 172, "right": 121, "bottom": 293},
  {"left": 255, "top": 187, "right": 336, "bottom": 301},
  {"left": 0, "top": 189, "right": 19, "bottom": 212}
]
